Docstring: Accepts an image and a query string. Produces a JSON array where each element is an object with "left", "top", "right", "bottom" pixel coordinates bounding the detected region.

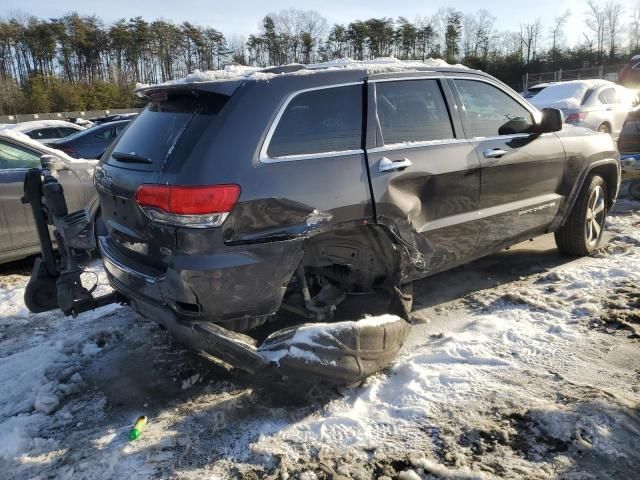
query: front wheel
[{"left": 555, "top": 175, "right": 608, "bottom": 256}]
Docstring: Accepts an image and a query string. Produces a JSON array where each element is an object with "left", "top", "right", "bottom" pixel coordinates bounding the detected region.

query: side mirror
[
  {"left": 538, "top": 108, "right": 564, "bottom": 133},
  {"left": 40, "top": 154, "right": 65, "bottom": 171}
]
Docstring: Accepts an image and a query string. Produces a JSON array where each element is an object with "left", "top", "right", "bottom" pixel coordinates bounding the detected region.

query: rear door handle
[
  {"left": 483, "top": 148, "right": 508, "bottom": 158},
  {"left": 379, "top": 157, "right": 412, "bottom": 173}
]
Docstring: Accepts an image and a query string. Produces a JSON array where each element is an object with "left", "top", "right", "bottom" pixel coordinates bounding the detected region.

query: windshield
[{"left": 104, "top": 90, "right": 229, "bottom": 171}]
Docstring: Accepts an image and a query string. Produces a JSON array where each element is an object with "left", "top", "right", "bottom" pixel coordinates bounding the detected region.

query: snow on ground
[{"left": 1, "top": 193, "right": 639, "bottom": 479}]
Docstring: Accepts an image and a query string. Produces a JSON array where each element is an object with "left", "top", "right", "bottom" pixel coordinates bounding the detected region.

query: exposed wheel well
[
  {"left": 589, "top": 163, "right": 619, "bottom": 207},
  {"left": 299, "top": 225, "right": 401, "bottom": 292}
]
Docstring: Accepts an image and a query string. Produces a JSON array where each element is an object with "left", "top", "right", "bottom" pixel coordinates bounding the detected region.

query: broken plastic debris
[{"left": 128, "top": 415, "right": 148, "bottom": 441}]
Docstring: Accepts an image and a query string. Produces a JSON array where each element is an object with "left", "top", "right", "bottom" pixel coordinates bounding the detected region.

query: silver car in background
[
  {"left": 0, "top": 128, "right": 99, "bottom": 264},
  {"left": 530, "top": 79, "right": 637, "bottom": 138}
]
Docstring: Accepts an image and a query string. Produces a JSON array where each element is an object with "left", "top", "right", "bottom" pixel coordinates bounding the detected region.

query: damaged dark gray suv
[{"left": 23, "top": 61, "right": 621, "bottom": 384}]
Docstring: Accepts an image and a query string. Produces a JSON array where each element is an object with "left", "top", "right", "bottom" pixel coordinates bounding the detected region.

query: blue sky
[{"left": 2, "top": 0, "right": 637, "bottom": 49}]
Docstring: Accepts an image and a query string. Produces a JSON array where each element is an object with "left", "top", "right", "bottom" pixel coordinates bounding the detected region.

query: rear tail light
[
  {"left": 135, "top": 184, "right": 240, "bottom": 228},
  {"left": 565, "top": 112, "right": 587, "bottom": 124}
]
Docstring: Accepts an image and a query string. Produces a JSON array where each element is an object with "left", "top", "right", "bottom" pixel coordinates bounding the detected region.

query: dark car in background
[
  {"left": 90, "top": 112, "right": 138, "bottom": 125},
  {"left": 618, "top": 108, "right": 640, "bottom": 199},
  {"left": 47, "top": 120, "right": 131, "bottom": 159},
  {"left": 0, "top": 129, "right": 98, "bottom": 264},
  {"left": 619, "top": 55, "right": 640, "bottom": 88}
]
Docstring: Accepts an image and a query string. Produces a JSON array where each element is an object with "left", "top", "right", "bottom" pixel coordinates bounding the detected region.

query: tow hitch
[
  {"left": 22, "top": 168, "right": 411, "bottom": 385},
  {"left": 22, "top": 168, "right": 125, "bottom": 316}
]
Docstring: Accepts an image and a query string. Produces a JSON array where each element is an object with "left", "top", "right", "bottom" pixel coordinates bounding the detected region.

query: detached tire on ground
[
  {"left": 555, "top": 174, "right": 608, "bottom": 256},
  {"left": 259, "top": 316, "right": 411, "bottom": 385}
]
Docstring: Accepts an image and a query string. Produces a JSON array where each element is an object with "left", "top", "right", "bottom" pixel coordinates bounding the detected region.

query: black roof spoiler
[{"left": 136, "top": 79, "right": 245, "bottom": 98}]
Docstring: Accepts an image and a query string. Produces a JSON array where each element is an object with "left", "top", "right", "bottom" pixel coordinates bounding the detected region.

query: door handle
[
  {"left": 483, "top": 148, "right": 508, "bottom": 159},
  {"left": 606, "top": 106, "right": 614, "bottom": 111},
  {"left": 379, "top": 157, "right": 412, "bottom": 173}
]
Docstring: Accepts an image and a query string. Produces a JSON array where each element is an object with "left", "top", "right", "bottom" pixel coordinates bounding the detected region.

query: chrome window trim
[
  {"left": 369, "top": 75, "right": 439, "bottom": 83},
  {"left": 259, "top": 82, "right": 365, "bottom": 163},
  {"left": 368, "top": 138, "right": 469, "bottom": 153}
]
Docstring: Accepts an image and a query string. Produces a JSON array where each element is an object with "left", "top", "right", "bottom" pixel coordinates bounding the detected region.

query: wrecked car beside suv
[{"left": 23, "top": 60, "right": 620, "bottom": 384}]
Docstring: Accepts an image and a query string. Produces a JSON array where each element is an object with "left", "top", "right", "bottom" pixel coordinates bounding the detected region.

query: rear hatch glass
[{"left": 103, "top": 89, "right": 229, "bottom": 172}]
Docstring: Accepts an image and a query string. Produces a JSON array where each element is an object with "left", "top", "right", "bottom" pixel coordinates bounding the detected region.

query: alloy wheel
[{"left": 585, "top": 185, "right": 606, "bottom": 247}]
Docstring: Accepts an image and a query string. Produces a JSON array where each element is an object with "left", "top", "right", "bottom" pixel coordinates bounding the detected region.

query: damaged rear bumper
[{"left": 106, "top": 262, "right": 410, "bottom": 384}]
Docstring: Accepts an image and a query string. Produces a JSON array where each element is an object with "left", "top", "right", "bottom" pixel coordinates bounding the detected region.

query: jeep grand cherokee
[{"left": 24, "top": 61, "right": 621, "bottom": 384}]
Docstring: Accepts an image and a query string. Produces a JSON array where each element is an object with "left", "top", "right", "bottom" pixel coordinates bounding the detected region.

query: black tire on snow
[
  {"left": 260, "top": 316, "right": 411, "bottom": 386},
  {"left": 555, "top": 174, "right": 608, "bottom": 256}
]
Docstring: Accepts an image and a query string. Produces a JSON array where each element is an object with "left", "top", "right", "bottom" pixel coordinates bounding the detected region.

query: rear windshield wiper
[{"left": 111, "top": 152, "right": 152, "bottom": 164}]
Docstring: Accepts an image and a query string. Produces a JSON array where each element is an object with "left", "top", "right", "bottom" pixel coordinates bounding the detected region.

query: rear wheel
[{"left": 555, "top": 175, "right": 607, "bottom": 255}]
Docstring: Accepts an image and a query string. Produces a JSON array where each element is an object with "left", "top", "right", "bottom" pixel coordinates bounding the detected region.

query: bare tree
[
  {"left": 550, "top": 11, "right": 570, "bottom": 54},
  {"left": 228, "top": 34, "right": 247, "bottom": 65},
  {"left": 604, "top": 1, "right": 623, "bottom": 59},
  {"left": 586, "top": 0, "right": 607, "bottom": 61},
  {"left": 520, "top": 20, "right": 541, "bottom": 64},
  {"left": 630, "top": 3, "right": 640, "bottom": 53}
]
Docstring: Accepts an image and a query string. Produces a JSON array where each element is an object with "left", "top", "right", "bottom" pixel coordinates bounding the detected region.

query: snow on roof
[
  {"left": 136, "top": 57, "right": 467, "bottom": 91},
  {"left": 632, "top": 54, "right": 640, "bottom": 61},
  {"left": 6, "top": 120, "right": 85, "bottom": 133},
  {"left": 0, "top": 128, "right": 97, "bottom": 168},
  {"left": 530, "top": 79, "right": 613, "bottom": 110}
]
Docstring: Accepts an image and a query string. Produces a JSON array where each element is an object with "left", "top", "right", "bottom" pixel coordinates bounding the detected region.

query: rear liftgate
[{"left": 22, "top": 168, "right": 411, "bottom": 385}]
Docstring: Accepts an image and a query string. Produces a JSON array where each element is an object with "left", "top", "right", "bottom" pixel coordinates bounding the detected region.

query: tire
[
  {"left": 555, "top": 175, "right": 608, "bottom": 256},
  {"left": 597, "top": 123, "right": 612, "bottom": 135},
  {"left": 259, "top": 315, "right": 411, "bottom": 385},
  {"left": 629, "top": 180, "right": 640, "bottom": 200}
]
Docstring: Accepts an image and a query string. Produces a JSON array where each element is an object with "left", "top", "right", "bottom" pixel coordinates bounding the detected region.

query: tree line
[{"left": 1, "top": 2, "right": 638, "bottom": 115}]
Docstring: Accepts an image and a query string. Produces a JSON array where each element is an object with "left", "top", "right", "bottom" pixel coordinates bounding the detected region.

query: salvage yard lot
[{"left": 1, "top": 192, "right": 639, "bottom": 480}]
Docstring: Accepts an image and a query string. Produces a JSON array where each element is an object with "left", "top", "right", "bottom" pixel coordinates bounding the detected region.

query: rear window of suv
[
  {"left": 105, "top": 90, "right": 228, "bottom": 171},
  {"left": 266, "top": 84, "right": 362, "bottom": 159}
]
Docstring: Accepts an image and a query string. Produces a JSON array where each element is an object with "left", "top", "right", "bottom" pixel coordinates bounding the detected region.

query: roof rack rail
[{"left": 260, "top": 64, "right": 307, "bottom": 74}]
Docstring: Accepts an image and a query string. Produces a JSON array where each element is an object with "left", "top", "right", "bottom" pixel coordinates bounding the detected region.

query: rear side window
[
  {"left": 106, "top": 90, "right": 229, "bottom": 171},
  {"left": 266, "top": 85, "right": 362, "bottom": 158},
  {"left": 455, "top": 79, "right": 534, "bottom": 137},
  {"left": 375, "top": 80, "right": 454, "bottom": 145}
]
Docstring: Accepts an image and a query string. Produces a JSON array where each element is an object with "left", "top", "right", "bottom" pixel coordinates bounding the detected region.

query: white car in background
[
  {"left": 4, "top": 120, "right": 85, "bottom": 143},
  {"left": 530, "top": 79, "right": 637, "bottom": 138}
]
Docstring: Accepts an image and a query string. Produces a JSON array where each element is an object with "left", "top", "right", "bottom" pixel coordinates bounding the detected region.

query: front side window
[
  {"left": 455, "top": 79, "right": 534, "bottom": 137},
  {"left": 266, "top": 85, "right": 362, "bottom": 158},
  {"left": 0, "top": 140, "right": 41, "bottom": 169},
  {"left": 375, "top": 79, "right": 454, "bottom": 145}
]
